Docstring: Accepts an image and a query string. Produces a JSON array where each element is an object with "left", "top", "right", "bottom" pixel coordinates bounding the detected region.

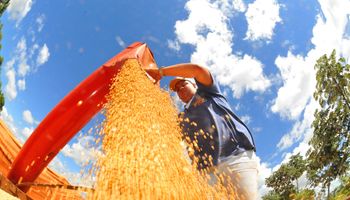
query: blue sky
[{"left": 1, "top": 0, "right": 350, "bottom": 197}]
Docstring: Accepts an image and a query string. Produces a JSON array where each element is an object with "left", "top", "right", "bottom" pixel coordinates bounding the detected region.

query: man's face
[{"left": 174, "top": 80, "right": 196, "bottom": 103}]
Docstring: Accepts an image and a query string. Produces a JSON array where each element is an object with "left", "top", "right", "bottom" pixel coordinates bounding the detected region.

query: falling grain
[{"left": 87, "top": 59, "right": 232, "bottom": 199}]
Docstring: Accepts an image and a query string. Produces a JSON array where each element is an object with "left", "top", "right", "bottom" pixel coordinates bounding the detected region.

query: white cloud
[
  {"left": 4, "top": 39, "right": 29, "bottom": 100},
  {"left": 277, "top": 100, "right": 317, "bottom": 150},
  {"left": 0, "top": 107, "right": 22, "bottom": 143},
  {"left": 5, "top": 69, "right": 17, "bottom": 101},
  {"left": 21, "top": 127, "right": 33, "bottom": 140},
  {"left": 311, "top": 0, "right": 350, "bottom": 61},
  {"left": 281, "top": 40, "right": 296, "bottom": 51},
  {"left": 257, "top": 157, "right": 273, "bottom": 197},
  {"left": 253, "top": 127, "right": 262, "bottom": 133},
  {"left": 36, "top": 14, "right": 45, "bottom": 32},
  {"left": 8, "top": 38, "right": 36, "bottom": 94},
  {"left": 37, "top": 44, "right": 50, "bottom": 66},
  {"left": 167, "top": 39, "right": 181, "bottom": 51},
  {"left": 173, "top": 0, "right": 271, "bottom": 98},
  {"left": 245, "top": 0, "right": 282, "bottom": 41},
  {"left": 62, "top": 170, "right": 95, "bottom": 187},
  {"left": 272, "top": 52, "right": 316, "bottom": 120},
  {"left": 279, "top": 130, "right": 314, "bottom": 165},
  {"left": 115, "top": 36, "right": 126, "bottom": 48},
  {"left": 29, "top": 43, "right": 39, "bottom": 58},
  {"left": 297, "top": 172, "right": 309, "bottom": 190},
  {"left": 240, "top": 115, "right": 251, "bottom": 124},
  {"left": 28, "top": 28, "right": 36, "bottom": 42},
  {"left": 49, "top": 157, "right": 95, "bottom": 187},
  {"left": 330, "top": 178, "right": 341, "bottom": 194},
  {"left": 7, "top": 0, "right": 33, "bottom": 26},
  {"left": 215, "top": 0, "right": 246, "bottom": 16},
  {"left": 4, "top": 58, "right": 15, "bottom": 71},
  {"left": 16, "top": 37, "right": 27, "bottom": 51},
  {"left": 22, "top": 110, "right": 34, "bottom": 125},
  {"left": 48, "top": 157, "right": 65, "bottom": 173},
  {"left": 208, "top": 54, "right": 270, "bottom": 97},
  {"left": 231, "top": 0, "right": 246, "bottom": 13},
  {"left": 272, "top": 0, "right": 350, "bottom": 152},
  {"left": 16, "top": 37, "right": 30, "bottom": 77},
  {"left": 0, "top": 107, "right": 13, "bottom": 124},
  {"left": 62, "top": 135, "right": 101, "bottom": 167},
  {"left": 0, "top": 107, "right": 17, "bottom": 134},
  {"left": 234, "top": 103, "right": 241, "bottom": 111},
  {"left": 4, "top": 38, "right": 49, "bottom": 100},
  {"left": 18, "top": 60, "right": 30, "bottom": 77},
  {"left": 17, "top": 79, "right": 26, "bottom": 91},
  {"left": 174, "top": 0, "right": 228, "bottom": 45}
]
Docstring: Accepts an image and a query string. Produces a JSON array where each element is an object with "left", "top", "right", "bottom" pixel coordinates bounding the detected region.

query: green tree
[
  {"left": 294, "top": 189, "right": 315, "bottom": 200},
  {"left": 330, "top": 175, "right": 350, "bottom": 200},
  {"left": 307, "top": 50, "right": 350, "bottom": 199},
  {"left": 265, "top": 164, "right": 296, "bottom": 199},
  {"left": 0, "top": 0, "right": 10, "bottom": 14},
  {"left": 0, "top": 0, "right": 10, "bottom": 15},
  {"left": 289, "top": 154, "right": 307, "bottom": 192},
  {"left": 262, "top": 191, "right": 283, "bottom": 200},
  {"left": 264, "top": 154, "right": 307, "bottom": 199},
  {"left": 0, "top": 24, "right": 5, "bottom": 111}
]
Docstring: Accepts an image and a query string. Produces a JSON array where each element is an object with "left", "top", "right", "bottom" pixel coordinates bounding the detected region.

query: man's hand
[{"left": 145, "top": 68, "right": 163, "bottom": 83}]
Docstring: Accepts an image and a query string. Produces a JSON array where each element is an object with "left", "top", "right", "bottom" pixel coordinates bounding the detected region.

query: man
[{"left": 147, "top": 63, "right": 258, "bottom": 199}]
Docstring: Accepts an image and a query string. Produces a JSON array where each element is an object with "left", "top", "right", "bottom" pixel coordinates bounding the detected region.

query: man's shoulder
[{"left": 196, "top": 77, "right": 222, "bottom": 97}]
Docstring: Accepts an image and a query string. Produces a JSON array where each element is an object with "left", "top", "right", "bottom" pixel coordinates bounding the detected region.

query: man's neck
[{"left": 185, "top": 95, "right": 195, "bottom": 110}]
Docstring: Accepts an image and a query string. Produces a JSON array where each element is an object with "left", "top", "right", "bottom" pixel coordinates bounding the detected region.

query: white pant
[{"left": 209, "top": 151, "right": 259, "bottom": 200}]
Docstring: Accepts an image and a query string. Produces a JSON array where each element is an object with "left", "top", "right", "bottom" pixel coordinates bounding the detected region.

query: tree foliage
[
  {"left": 289, "top": 154, "right": 307, "bottom": 191},
  {"left": 330, "top": 176, "right": 350, "bottom": 200},
  {"left": 0, "top": 0, "right": 10, "bottom": 16},
  {"left": 265, "top": 164, "right": 296, "bottom": 198},
  {"left": 265, "top": 51, "right": 350, "bottom": 199},
  {"left": 262, "top": 191, "right": 283, "bottom": 200},
  {"left": 0, "top": 24, "right": 4, "bottom": 111},
  {"left": 264, "top": 154, "right": 306, "bottom": 199},
  {"left": 293, "top": 189, "right": 315, "bottom": 200},
  {"left": 307, "top": 50, "right": 350, "bottom": 195}
]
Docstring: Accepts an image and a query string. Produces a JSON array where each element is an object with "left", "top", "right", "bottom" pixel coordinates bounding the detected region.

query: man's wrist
[{"left": 159, "top": 68, "right": 164, "bottom": 77}]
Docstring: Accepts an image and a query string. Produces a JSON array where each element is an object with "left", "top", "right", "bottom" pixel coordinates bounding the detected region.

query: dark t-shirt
[{"left": 179, "top": 78, "right": 256, "bottom": 170}]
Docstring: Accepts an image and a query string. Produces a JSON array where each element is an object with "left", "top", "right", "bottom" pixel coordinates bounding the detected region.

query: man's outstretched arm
[{"left": 146, "top": 63, "right": 213, "bottom": 86}]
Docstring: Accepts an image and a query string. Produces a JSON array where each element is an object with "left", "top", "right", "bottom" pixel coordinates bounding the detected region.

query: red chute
[{"left": 7, "top": 42, "right": 157, "bottom": 192}]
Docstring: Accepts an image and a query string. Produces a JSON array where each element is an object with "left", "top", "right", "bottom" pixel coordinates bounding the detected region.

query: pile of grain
[{"left": 88, "top": 59, "right": 232, "bottom": 199}]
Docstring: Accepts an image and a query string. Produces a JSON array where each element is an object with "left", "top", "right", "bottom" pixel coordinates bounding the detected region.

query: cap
[{"left": 169, "top": 77, "right": 194, "bottom": 91}]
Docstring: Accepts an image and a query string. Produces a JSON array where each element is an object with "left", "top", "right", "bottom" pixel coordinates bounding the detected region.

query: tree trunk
[
  {"left": 327, "top": 182, "right": 330, "bottom": 200},
  {"left": 296, "top": 179, "right": 299, "bottom": 192}
]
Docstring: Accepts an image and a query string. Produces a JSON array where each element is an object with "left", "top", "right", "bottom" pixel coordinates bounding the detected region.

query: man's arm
[{"left": 146, "top": 63, "right": 213, "bottom": 86}]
